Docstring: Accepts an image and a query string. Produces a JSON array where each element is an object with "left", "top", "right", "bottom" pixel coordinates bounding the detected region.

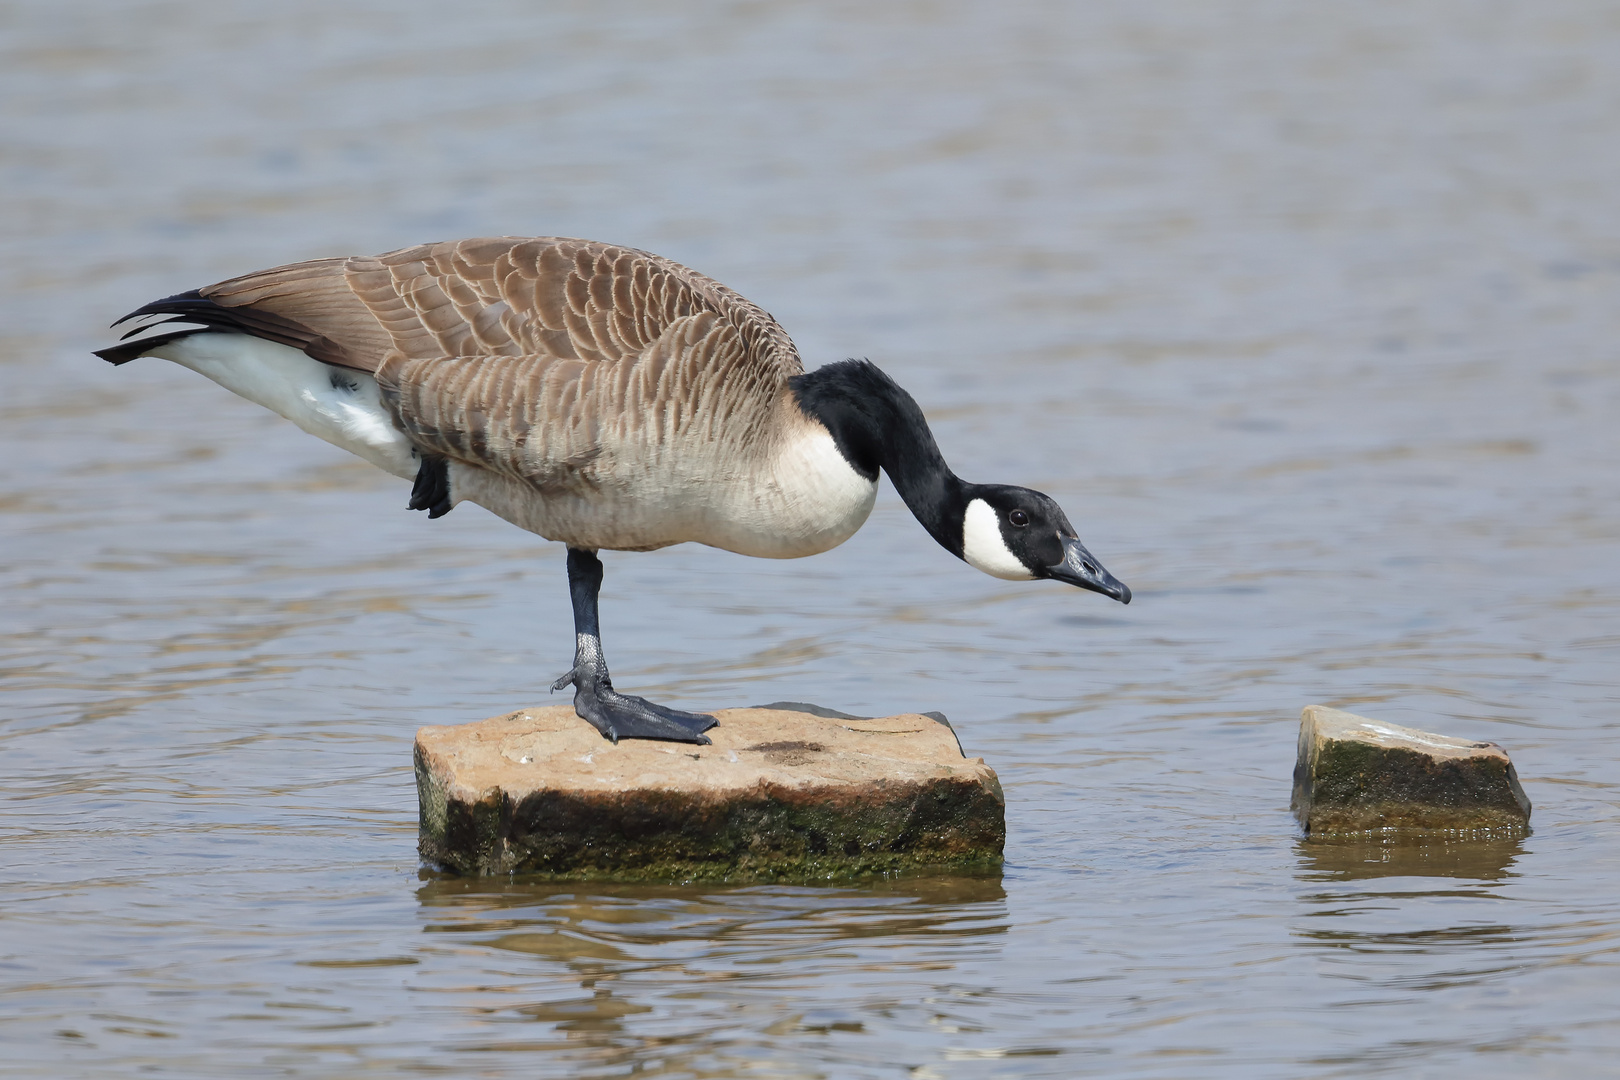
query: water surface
[{"left": 3, "top": 2, "right": 1618, "bottom": 1076}]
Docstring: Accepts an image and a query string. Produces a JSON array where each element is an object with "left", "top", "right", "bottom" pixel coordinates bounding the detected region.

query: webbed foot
[{"left": 552, "top": 668, "right": 717, "bottom": 744}]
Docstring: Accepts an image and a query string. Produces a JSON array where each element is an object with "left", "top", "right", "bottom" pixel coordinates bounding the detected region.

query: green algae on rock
[
  {"left": 415, "top": 704, "right": 1005, "bottom": 880},
  {"left": 1291, "top": 705, "right": 1531, "bottom": 836}
]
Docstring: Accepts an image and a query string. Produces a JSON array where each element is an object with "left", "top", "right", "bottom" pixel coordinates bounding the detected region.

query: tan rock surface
[
  {"left": 415, "top": 704, "right": 1005, "bottom": 879},
  {"left": 1291, "top": 705, "right": 1531, "bottom": 835}
]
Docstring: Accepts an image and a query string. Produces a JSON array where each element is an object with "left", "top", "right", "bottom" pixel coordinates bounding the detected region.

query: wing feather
[
  {"left": 373, "top": 306, "right": 780, "bottom": 498},
  {"left": 111, "top": 237, "right": 805, "bottom": 491}
]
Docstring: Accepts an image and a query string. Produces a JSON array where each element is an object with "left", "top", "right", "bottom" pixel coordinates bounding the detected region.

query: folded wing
[{"left": 112, "top": 237, "right": 806, "bottom": 485}]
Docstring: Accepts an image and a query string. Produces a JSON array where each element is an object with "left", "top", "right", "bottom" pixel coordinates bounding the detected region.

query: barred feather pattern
[
  {"left": 187, "top": 237, "right": 868, "bottom": 555},
  {"left": 373, "top": 308, "right": 781, "bottom": 498}
]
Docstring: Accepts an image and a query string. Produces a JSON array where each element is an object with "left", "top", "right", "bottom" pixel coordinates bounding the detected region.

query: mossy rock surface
[
  {"left": 415, "top": 704, "right": 1005, "bottom": 881},
  {"left": 1291, "top": 705, "right": 1531, "bottom": 836}
]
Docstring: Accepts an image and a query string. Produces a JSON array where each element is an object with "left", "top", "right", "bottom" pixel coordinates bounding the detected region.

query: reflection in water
[
  {"left": 415, "top": 874, "right": 1008, "bottom": 1067},
  {"left": 1301, "top": 922, "right": 1519, "bottom": 954},
  {"left": 1292, "top": 835, "right": 1547, "bottom": 1007},
  {"left": 1295, "top": 834, "right": 1526, "bottom": 882}
]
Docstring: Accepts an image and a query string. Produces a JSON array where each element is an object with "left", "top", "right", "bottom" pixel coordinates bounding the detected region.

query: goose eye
[{"left": 1008, "top": 509, "right": 1029, "bottom": 527}]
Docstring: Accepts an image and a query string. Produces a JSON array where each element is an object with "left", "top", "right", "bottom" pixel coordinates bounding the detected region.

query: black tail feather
[
  {"left": 93, "top": 327, "right": 209, "bottom": 366},
  {"left": 103, "top": 289, "right": 322, "bottom": 359},
  {"left": 119, "top": 314, "right": 197, "bottom": 340},
  {"left": 110, "top": 289, "right": 212, "bottom": 328}
]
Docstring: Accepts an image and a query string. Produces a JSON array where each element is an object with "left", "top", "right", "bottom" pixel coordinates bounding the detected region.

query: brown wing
[
  {"left": 372, "top": 307, "right": 785, "bottom": 496},
  {"left": 198, "top": 236, "right": 802, "bottom": 382},
  {"left": 174, "top": 238, "right": 803, "bottom": 487}
]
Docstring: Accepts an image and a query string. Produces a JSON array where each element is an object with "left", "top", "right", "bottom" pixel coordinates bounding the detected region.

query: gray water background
[{"left": 3, "top": 1, "right": 1619, "bottom": 1075}]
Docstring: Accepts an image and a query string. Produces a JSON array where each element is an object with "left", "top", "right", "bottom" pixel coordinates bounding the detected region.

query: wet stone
[
  {"left": 414, "top": 704, "right": 1006, "bottom": 880},
  {"left": 1291, "top": 705, "right": 1532, "bottom": 836}
]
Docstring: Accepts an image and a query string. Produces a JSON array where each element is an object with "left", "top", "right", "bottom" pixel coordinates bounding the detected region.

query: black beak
[{"left": 1046, "top": 536, "right": 1131, "bottom": 604}]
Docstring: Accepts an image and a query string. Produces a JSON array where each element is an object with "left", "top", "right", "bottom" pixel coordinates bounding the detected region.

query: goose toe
[{"left": 574, "top": 688, "right": 715, "bottom": 745}]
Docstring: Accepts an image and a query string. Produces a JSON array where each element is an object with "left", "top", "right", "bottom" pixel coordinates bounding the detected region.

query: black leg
[{"left": 550, "top": 547, "right": 718, "bottom": 744}]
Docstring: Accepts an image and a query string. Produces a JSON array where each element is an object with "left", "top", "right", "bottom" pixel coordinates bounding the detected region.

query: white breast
[
  {"left": 734, "top": 422, "right": 879, "bottom": 558},
  {"left": 451, "top": 420, "right": 878, "bottom": 558}
]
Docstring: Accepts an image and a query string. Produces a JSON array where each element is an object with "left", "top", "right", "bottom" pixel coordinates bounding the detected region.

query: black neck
[{"left": 790, "top": 360, "right": 967, "bottom": 556}]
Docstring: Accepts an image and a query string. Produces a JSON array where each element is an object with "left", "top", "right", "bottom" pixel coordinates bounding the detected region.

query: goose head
[{"left": 957, "top": 485, "right": 1131, "bottom": 603}]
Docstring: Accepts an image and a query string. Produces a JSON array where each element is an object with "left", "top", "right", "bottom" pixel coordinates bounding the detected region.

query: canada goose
[{"left": 97, "top": 237, "right": 1130, "bottom": 744}]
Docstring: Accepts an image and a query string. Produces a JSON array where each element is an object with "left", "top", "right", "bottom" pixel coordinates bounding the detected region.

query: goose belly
[
  {"left": 451, "top": 424, "right": 878, "bottom": 558},
  {"left": 150, "top": 333, "right": 418, "bottom": 479}
]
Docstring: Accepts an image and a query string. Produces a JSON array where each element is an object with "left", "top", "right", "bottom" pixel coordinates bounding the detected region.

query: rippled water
[{"left": 4, "top": 1, "right": 1619, "bottom": 1075}]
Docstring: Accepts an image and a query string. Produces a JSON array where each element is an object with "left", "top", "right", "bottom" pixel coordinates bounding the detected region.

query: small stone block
[
  {"left": 415, "top": 705, "right": 1006, "bottom": 879},
  {"left": 1291, "top": 705, "right": 1531, "bottom": 835}
]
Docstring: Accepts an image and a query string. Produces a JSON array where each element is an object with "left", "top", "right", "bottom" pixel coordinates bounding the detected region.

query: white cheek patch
[{"left": 961, "top": 499, "right": 1035, "bottom": 580}]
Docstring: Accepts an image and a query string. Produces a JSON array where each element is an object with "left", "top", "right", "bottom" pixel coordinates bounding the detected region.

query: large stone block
[
  {"left": 1291, "top": 705, "right": 1531, "bottom": 835},
  {"left": 415, "top": 703, "right": 1005, "bottom": 879}
]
